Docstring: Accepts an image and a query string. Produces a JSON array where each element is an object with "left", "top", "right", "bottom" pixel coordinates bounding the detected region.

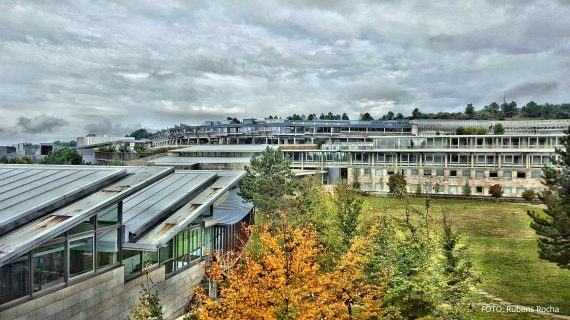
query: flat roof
[
  {"left": 147, "top": 156, "right": 252, "bottom": 166},
  {"left": 172, "top": 144, "right": 277, "bottom": 153},
  {"left": 0, "top": 165, "right": 127, "bottom": 234},
  {"left": 0, "top": 166, "right": 172, "bottom": 265},
  {"left": 123, "top": 170, "right": 246, "bottom": 250}
]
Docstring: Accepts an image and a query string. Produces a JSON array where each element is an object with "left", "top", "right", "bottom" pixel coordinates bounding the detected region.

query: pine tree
[{"left": 528, "top": 126, "right": 570, "bottom": 269}]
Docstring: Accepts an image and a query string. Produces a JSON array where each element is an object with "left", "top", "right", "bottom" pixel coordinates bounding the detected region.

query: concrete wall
[{"left": 0, "top": 263, "right": 205, "bottom": 320}]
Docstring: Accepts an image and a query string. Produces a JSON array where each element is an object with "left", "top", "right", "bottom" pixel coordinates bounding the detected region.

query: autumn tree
[
  {"left": 239, "top": 147, "right": 294, "bottom": 214},
  {"left": 528, "top": 126, "right": 570, "bottom": 269},
  {"left": 522, "top": 189, "right": 535, "bottom": 202},
  {"left": 194, "top": 225, "right": 348, "bottom": 320},
  {"left": 489, "top": 184, "right": 503, "bottom": 201}
]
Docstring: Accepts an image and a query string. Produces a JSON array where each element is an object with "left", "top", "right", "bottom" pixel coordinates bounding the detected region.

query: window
[
  {"left": 96, "top": 229, "right": 119, "bottom": 269},
  {"left": 0, "top": 254, "right": 30, "bottom": 304},
  {"left": 503, "top": 187, "right": 511, "bottom": 196},
  {"left": 517, "top": 171, "right": 526, "bottom": 179},
  {"left": 375, "top": 184, "right": 383, "bottom": 192},
  {"left": 175, "top": 231, "right": 189, "bottom": 270},
  {"left": 68, "top": 217, "right": 95, "bottom": 235},
  {"left": 449, "top": 185, "right": 458, "bottom": 194},
  {"left": 411, "top": 169, "right": 419, "bottom": 176},
  {"left": 400, "top": 169, "right": 407, "bottom": 176},
  {"left": 516, "top": 188, "right": 525, "bottom": 196},
  {"left": 123, "top": 250, "right": 142, "bottom": 277},
  {"left": 364, "top": 168, "right": 371, "bottom": 175},
  {"left": 33, "top": 242, "right": 65, "bottom": 292},
  {"left": 476, "top": 171, "right": 485, "bottom": 178},
  {"left": 449, "top": 170, "right": 457, "bottom": 177},
  {"left": 97, "top": 205, "right": 119, "bottom": 227},
  {"left": 190, "top": 228, "right": 203, "bottom": 261},
  {"left": 436, "top": 170, "right": 444, "bottom": 177},
  {"left": 462, "top": 170, "right": 471, "bottom": 177},
  {"left": 143, "top": 251, "right": 159, "bottom": 266},
  {"left": 423, "top": 169, "right": 432, "bottom": 176},
  {"left": 352, "top": 168, "right": 359, "bottom": 175},
  {"left": 363, "top": 183, "right": 372, "bottom": 191},
  {"left": 69, "top": 237, "right": 94, "bottom": 278},
  {"left": 476, "top": 186, "right": 483, "bottom": 193},
  {"left": 375, "top": 169, "right": 383, "bottom": 176},
  {"left": 531, "top": 171, "right": 541, "bottom": 179},
  {"left": 503, "top": 171, "right": 512, "bottom": 179},
  {"left": 489, "top": 171, "right": 498, "bottom": 178},
  {"left": 160, "top": 239, "right": 175, "bottom": 274}
]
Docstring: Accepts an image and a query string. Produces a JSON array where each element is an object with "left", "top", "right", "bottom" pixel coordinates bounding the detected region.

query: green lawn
[{"left": 363, "top": 197, "right": 570, "bottom": 317}]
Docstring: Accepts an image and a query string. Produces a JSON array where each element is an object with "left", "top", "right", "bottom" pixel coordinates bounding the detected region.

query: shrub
[
  {"left": 489, "top": 184, "right": 503, "bottom": 201},
  {"left": 522, "top": 189, "right": 535, "bottom": 202}
]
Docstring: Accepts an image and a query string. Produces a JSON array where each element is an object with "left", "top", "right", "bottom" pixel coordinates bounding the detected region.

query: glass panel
[
  {"left": 190, "top": 228, "right": 203, "bottom": 261},
  {"left": 96, "top": 229, "right": 119, "bottom": 269},
  {"left": 69, "top": 237, "right": 94, "bottom": 277},
  {"left": 143, "top": 251, "right": 159, "bottom": 266},
  {"left": 97, "top": 205, "right": 119, "bottom": 227},
  {"left": 68, "top": 217, "right": 95, "bottom": 235},
  {"left": 122, "top": 250, "right": 142, "bottom": 276},
  {"left": 0, "top": 254, "right": 30, "bottom": 304},
  {"left": 203, "top": 227, "right": 212, "bottom": 256},
  {"left": 33, "top": 242, "right": 65, "bottom": 292},
  {"left": 175, "top": 231, "right": 189, "bottom": 269},
  {"left": 160, "top": 239, "right": 175, "bottom": 274}
]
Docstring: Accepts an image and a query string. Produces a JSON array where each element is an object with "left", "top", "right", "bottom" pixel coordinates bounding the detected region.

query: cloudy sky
[{"left": 0, "top": 0, "right": 569, "bottom": 143}]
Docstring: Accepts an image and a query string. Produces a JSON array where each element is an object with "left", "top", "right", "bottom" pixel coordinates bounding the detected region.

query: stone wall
[{"left": 0, "top": 262, "right": 205, "bottom": 320}]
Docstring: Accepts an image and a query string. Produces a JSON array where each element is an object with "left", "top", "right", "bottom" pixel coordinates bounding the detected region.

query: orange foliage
[{"left": 194, "top": 224, "right": 392, "bottom": 320}]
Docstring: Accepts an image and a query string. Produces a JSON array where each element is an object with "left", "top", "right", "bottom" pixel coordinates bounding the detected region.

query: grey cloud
[
  {"left": 83, "top": 118, "right": 142, "bottom": 136},
  {"left": 504, "top": 81, "right": 559, "bottom": 99},
  {"left": 17, "top": 115, "right": 68, "bottom": 134},
  {"left": 0, "top": 0, "right": 568, "bottom": 143}
]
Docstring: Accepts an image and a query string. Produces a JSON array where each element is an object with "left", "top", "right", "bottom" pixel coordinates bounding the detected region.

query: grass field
[{"left": 362, "top": 197, "right": 570, "bottom": 318}]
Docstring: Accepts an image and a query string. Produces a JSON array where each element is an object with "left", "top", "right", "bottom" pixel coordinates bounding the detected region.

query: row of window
[
  {"left": 0, "top": 205, "right": 120, "bottom": 305},
  {"left": 362, "top": 183, "right": 541, "bottom": 196},
  {"left": 354, "top": 168, "right": 541, "bottom": 179}
]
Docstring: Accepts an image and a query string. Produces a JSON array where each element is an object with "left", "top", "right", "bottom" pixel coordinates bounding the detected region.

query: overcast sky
[{"left": 0, "top": 0, "right": 569, "bottom": 143}]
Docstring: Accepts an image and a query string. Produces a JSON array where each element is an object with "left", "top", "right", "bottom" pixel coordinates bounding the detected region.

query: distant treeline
[{"left": 263, "top": 101, "right": 569, "bottom": 121}]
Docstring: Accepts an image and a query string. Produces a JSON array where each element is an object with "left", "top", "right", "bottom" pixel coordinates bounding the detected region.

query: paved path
[{"left": 471, "top": 286, "right": 570, "bottom": 319}]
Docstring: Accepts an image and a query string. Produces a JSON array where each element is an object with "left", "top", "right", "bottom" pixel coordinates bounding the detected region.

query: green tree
[
  {"left": 127, "top": 128, "right": 150, "bottom": 140},
  {"left": 239, "top": 147, "right": 294, "bottom": 214},
  {"left": 465, "top": 103, "right": 475, "bottom": 119},
  {"left": 493, "top": 123, "right": 505, "bottom": 134},
  {"left": 501, "top": 101, "right": 518, "bottom": 118},
  {"left": 528, "top": 127, "right": 570, "bottom": 269},
  {"left": 415, "top": 184, "right": 423, "bottom": 196},
  {"left": 411, "top": 107, "right": 421, "bottom": 119},
  {"left": 484, "top": 102, "right": 500, "bottom": 116},
  {"left": 387, "top": 173, "right": 407, "bottom": 199},
  {"left": 462, "top": 181, "right": 472, "bottom": 196},
  {"left": 439, "top": 210, "right": 476, "bottom": 318},
  {"left": 41, "top": 147, "right": 83, "bottom": 165},
  {"left": 118, "top": 144, "right": 131, "bottom": 153},
  {"left": 360, "top": 112, "right": 374, "bottom": 121},
  {"left": 129, "top": 262, "right": 163, "bottom": 320},
  {"left": 333, "top": 181, "right": 362, "bottom": 249},
  {"left": 341, "top": 112, "right": 349, "bottom": 120},
  {"left": 6, "top": 156, "right": 33, "bottom": 164}
]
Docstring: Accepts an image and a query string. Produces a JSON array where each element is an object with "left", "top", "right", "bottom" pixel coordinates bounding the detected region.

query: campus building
[
  {"left": 148, "top": 119, "right": 570, "bottom": 197},
  {"left": 0, "top": 165, "right": 253, "bottom": 320}
]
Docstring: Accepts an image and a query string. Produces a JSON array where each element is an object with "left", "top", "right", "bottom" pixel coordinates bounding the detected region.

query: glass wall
[
  {"left": 0, "top": 254, "right": 30, "bottom": 305},
  {"left": 33, "top": 242, "right": 65, "bottom": 292},
  {"left": 158, "top": 226, "right": 205, "bottom": 276},
  {"left": 0, "top": 203, "right": 122, "bottom": 307}
]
